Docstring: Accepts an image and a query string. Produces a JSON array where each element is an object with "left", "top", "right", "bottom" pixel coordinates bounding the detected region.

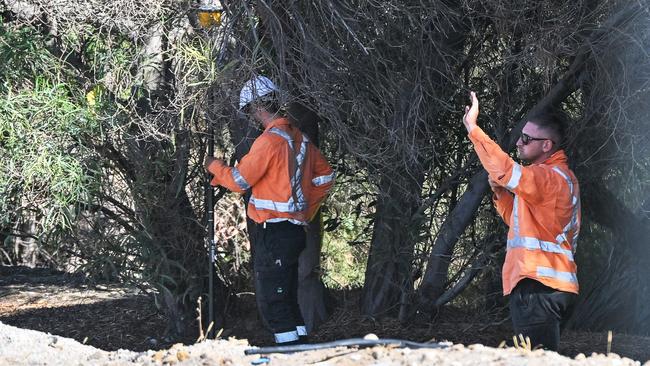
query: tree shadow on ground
[
  {"left": 0, "top": 265, "right": 86, "bottom": 286},
  {"left": 0, "top": 297, "right": 170, "bottom": 351}
]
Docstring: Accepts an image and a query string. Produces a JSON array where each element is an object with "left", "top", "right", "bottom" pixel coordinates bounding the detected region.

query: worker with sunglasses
[{"left": 462, "top": 92, "right": 580, "bottom": 351}]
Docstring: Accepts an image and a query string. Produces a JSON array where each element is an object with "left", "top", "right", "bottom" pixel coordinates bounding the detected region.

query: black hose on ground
[{"left": 244, "top": 338, "right": 449, "bottom": 355}]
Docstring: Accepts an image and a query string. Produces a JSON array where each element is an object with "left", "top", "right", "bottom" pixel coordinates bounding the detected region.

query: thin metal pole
[
  {"left": 203, "top": 3, "right": 237, "bottom": 340},
  {"left": 206, "top": 122, "right": 215, "bottom": 339}
]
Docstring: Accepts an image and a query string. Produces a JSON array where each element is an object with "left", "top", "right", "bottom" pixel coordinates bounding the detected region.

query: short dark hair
[{"left": 528, "top": 109, "right": 569, "bottom": 146}]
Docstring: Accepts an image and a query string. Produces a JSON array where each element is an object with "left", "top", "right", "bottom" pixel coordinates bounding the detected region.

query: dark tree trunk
[
  {"left": 288, "top": 102, "right": 330, "bottom": 332},
  {"left": 6, "top": 212, "right": 39, "bottom": 267},
  {"left": 124, "top": 126, "right": 216, "bottom": 338},
  {"left": 145, "top": 186, "right": 208, "bottom": 336},
  {"left": 360, "top": 78, "right": 428, "bottom": 318},
  {"left": 360, "top": 13, "right": 468, "bottom": 317},
  {"left": 418, "top": 171, "right": 490, "bottom": 307},
  {"left": 361, "top": 170, "right": 424, "bottom": 318}
]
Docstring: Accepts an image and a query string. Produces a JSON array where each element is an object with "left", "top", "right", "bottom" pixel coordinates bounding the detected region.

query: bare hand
[
  {"left": 487, "top": 176, "right": 500, "bottom": 192},
  {"left": 462, "top": 91, "right": 479, "bottom": 133},
  {"left": 204, "top": 156, "right": 223, "bottom": 171}
]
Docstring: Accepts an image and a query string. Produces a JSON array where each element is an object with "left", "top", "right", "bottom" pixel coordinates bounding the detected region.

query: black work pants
[
  {"left": 509, "top": 278, "right": 576, "bottom": 351},
  {"left": 253, "top": 221, "right": 306, "bottom": 344}
]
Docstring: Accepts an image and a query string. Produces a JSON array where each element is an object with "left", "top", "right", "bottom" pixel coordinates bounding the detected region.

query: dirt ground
[{"left": 2, "top": 265, "right": 650, "bottom": 365}]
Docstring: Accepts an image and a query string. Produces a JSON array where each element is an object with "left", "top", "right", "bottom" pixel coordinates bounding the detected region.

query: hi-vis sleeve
[
  {"left": 468, "top": 127, "right": 557, "bottom": 205},
  {"left": 208, "top": 136, "right": 276, "bottom": 193}
]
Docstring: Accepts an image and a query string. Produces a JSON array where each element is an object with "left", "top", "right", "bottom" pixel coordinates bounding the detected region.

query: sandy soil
[{"left": 1, "top": 322, "right": 647, "bottom": 366}]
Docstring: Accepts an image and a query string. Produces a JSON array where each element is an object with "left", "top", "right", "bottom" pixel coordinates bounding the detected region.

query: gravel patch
[{"left": 2, "top": 322, "right": 648, "bottom": 366}]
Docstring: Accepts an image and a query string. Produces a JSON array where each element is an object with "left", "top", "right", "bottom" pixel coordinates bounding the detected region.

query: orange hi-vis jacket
[
  {"left": 469, "top": 127, "right": 581, "bottom": 296},
  {"left": 208, "top": 117, "right": 335, "bottom": 225}
]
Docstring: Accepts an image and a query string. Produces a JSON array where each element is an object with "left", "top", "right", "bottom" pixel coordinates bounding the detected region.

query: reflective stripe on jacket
[
  {"left": 208, "top": 118, "right": 334, "bottom": 225},
  {"left": 468, "top": 127, "right": 580, "bottom": 295}
]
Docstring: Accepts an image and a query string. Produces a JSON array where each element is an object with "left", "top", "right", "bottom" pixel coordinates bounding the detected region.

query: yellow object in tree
[
  {"left": 211, "top": 11, "right": 222, "bottom": 25},
  {"left": 86, "top": 89, "right": 96, "bottom": 107},
  {"left": 198, "top": 6, "right": 222, "bottom": 28}
]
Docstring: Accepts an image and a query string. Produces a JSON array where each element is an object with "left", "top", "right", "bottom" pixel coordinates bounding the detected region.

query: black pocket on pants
[{"left": 256, "top": 265, "right": 301, "bottom": 333}]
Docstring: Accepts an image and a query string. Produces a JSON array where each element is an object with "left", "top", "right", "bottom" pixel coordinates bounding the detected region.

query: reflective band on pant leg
[
  {"left": 296, "top": 325, "right": 307, "bottom": 336},
  {"left": 274, "top": 330, "right": 299, "bottom": 343}
]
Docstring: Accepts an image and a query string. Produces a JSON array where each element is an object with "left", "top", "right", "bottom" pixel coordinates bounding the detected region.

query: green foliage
[
  {"left": 322, "top": 223, "right": 366, "bottom": 289},
  {"left": 0, "top": 19, "right": 59, "bottom": 90},
  {"left": 0, "top": 79, "right": 99, "bottom": 229},
  {"left": 83, "top": 33, "right": 138, "bottom": 101},
  {"left": 0, "top": 17, "right": 102, "bottom": 271},
  {"left": 321, "top": 175, "right": 374, "bottom": 289}
]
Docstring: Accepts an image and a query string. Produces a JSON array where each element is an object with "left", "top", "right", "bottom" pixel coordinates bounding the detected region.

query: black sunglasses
[{"left": 520, "top": 132, "right": 553, "bottom": 145}]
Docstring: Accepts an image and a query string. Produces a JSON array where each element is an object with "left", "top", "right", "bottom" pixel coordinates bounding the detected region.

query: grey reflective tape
[
  {"left": 312, "top": 172, "right": 335, "bottom": 186},
  {"left": 294, "top": 191, "right": 305, "bottom": 207},
  {"left": 571, "top": 201, "right": 581, "bottom": 252},
  {"left": 508, "top": 236, "right": 574, "bottom": 262},
  {"left": 269, "top": 128, "right": 307, "bottom": 206},
  {"left": 291, "top": 140, "right": 308, "bottom": 204},
  {"left": 561, "top": 221, "right": 572, "bottom": 239},
  {"left": 296, "top": 140, "right": 307, "bottom": 166},
  {"left": 296, "top": 325, "right": 307, "bottom": 336},
  {"left": 536, "top": 266, "right": 578, "bottom": 283},
  {"left": 250, "top": 196, "right": 308, "bottom": 213},
  {"left": 231, "top": 168, "right": 250, "bottom": 190},
  {"left": 561, "top": 209, "right": 581, "bottom": 242},
  {"left": 274, "top": 330, "right": 299, "bottom": 343},
  {"left": 505, "top": 163, "right": 522, "bottom": 190},
  {"left": 551, "top": 166, "right": 580, "bottom": 248},
  {"left": 269, "top": 127, "right": 293, "bottom": 144},
  {"left": 250, "top": 196, "right": 292, "bottom": 211},
  {"left": 513, "top": 195, "right": 520, "bottom": 238},
  {"left": 262, "top": 128, "right": 311, "bottom": 215},
  {"left": 265, "top": 217, "right": 307, "bottom": 226}
]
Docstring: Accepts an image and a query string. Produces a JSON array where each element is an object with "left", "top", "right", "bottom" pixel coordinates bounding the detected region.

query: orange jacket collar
[
  {"left": 539, "top": 150, "right": 568, "bottom": 166},
  {"left": 264, "top": 117, "right": 292, "bottom": 131}
]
